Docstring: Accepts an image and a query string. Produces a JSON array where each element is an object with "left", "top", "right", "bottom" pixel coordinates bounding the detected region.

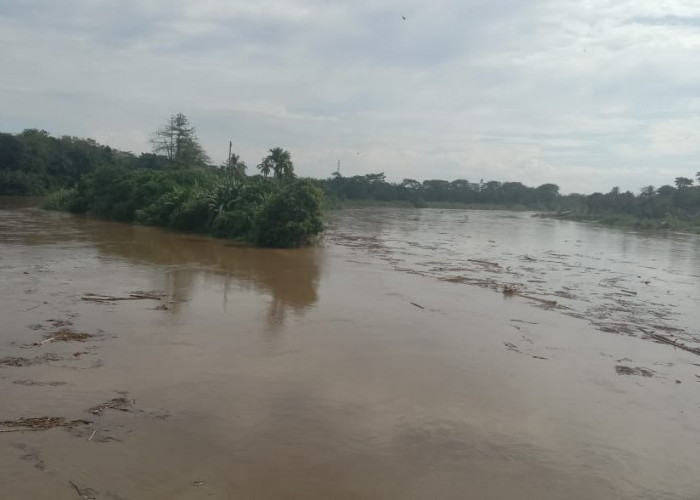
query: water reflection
[
  {"left": 87, "top": 222, "right": 321, "bottom": 307},
  {"left": 0, "top": 202, "right": 322, "bottom": 321}
]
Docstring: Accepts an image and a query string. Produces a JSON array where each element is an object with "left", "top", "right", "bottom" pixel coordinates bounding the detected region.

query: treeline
[
  {"left": 0, "top": 116, "right": 324, "bottom": 247},
  {"left": 0, "top": 128, "right": 190, "bottom": 196},
  {"left": 319, "top": 171, "right": 700, "bottom": 229},
  {"left": 554, "top": 180, "right": 700, "bottom": 230},
  {"left": 3, "top": 120, "right": 700, "bottom": 236},
  {"left": 319, "top": 172, "right": 562, "bottom": 208}
]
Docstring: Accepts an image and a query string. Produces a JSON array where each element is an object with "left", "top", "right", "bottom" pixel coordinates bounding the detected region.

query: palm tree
[
  {"left": 258, "top": 147, "right": 294, "bottom": 180},
  {"left": 257, "top": 156, "right": 272, "bottom": 177},
  {"left": 222, "top": 153, "right": 247, "bottom": 180}
]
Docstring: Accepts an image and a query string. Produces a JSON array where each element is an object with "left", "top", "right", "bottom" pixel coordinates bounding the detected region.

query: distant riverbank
[
  {"left": 538, "top": 211, "right": 700, "bottom": 234},
  {"left": 328, "top": 198, "right": 534, "bottom": 211}
]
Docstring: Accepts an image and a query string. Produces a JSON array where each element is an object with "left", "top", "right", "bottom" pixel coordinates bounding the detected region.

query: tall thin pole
[{"left": 228, "top": 141, "right": 232, "bottom": 163}]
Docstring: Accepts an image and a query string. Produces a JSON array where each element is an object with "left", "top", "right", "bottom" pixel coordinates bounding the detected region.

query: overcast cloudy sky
[{"left": 2, "top": 0, "right": 700, "bottom": 193}]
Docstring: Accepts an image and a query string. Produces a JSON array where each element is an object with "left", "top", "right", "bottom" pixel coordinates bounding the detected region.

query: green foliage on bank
[
  {"left": 5, "top": 121, "right": 700, "bottom": 238},
  {"left": 0, "top": 119, "right": 324, "bottom": 247},
  {"left": 319, "top": 173, "right": 562, "bottom": 209},
  {"left": 0, "top": 129, "right": 120, "bottom": 195},
  {"left": 546, "top": 181, "right": 700, "bottom": 231},
  {"left": 44, "top": 165, "right": 324, "bottom": 247},
  {"left": 319, "top": 171, "right": 700, "bottom": 231}
]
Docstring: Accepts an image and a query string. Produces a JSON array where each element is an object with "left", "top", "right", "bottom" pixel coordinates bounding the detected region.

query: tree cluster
[
  {"left": 44, "top": 163, "right": 323, "bottom": 248},
  {"left": 150, "top": 113, "right": 209, "bottom": 167},
  {"left": 319, "top": 173, "right": 561, "bottom": 208},
  {"left": 0, "top": 114, "right": 323, "bottom": 247},
  {"left": 0, "top": 129, "right": 120, "bottom": 195},
  {"left": 5, "top": 113, "right": 700, "bottom": 237},
  {"left": 556, "top": 176, "right": 700, "bottom": 227}
]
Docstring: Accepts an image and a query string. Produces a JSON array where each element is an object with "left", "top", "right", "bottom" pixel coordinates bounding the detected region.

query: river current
[{"left": 1, "top": 200, "right": 700, "bottom": 499}]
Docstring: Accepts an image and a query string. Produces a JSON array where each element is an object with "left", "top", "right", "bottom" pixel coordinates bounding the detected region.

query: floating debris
[
  {"left": 519, "top": 294, "right": 558, "bottom": 309},
  {"left": 46, "top": 319, "right": 74, "bottom": 328},
  {"left": 615, "top": 365, "right": 655, "bottom": 377},
  {"left": 87, "top": 397, "right": 133, "bottom": 416},
  {"left": 504, "top": 342, "right": 520, "bottom": 352},
  {"left": 645, "top": 332, "right": 700, "bottom": 356},
  {"left": 0, "top": 353, "right": 62, "bottom": 367},
  {"left": 69, "top": 480, "right": 98, "bottom": 500},
  {"left": 30, "top": 328, "right": 94, "bottom": 346},
  {"left": 0, "top": 416, "right": 91, "bottom": 433},
  {"left": 12, "top": 380, "right": 67, "bottom": 387},
  {"left": 502, "top": 285, "right": 520, "bottom": 297},
  {"left": 82, "top": 291, "right": 165, "bottom": 303},
  {"left": 468, "top": 259, "right": 501, "bottom": 267}
]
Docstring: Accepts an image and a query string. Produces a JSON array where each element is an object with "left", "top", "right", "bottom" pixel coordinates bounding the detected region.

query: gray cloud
[{"left": 2, "top": 0, "right": 700, "bottom": 193}]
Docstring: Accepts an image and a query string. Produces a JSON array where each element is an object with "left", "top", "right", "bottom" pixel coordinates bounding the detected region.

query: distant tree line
[
  {"left": 319, "top": 171, "right": 700, "bottom": 228},
  {"left": 2, "top": 117, "right": 700, "bottom": 234},
  {"left": 0, "top": 114, "right": 303, "bottom": 196},
  {"left": 319, "top": 172, "right": 561, "bottom": 208},
  {"left": 553, "top": 177, "right": 700, "bottom": 229},
  {"left": 558, "top": 177, "right": 700, "bottom": 217}
]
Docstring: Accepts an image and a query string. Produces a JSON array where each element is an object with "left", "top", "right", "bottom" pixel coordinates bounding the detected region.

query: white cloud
[{"left": 2, "top": 0, "right": 700, "bottom": 192}]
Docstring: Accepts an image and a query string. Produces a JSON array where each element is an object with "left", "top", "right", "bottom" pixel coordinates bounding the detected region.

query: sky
[{"left": 2, "top": 0, "right": 700, "bottom": 194}]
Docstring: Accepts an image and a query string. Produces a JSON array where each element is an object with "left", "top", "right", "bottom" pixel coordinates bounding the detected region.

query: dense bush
[
  {"left": 43, "top": 164, "right": 324, "bottom": 247},
  {"left": 254, "top": 180, "right": 325, "bottom": 247},
  {"left": 42, "top": 187, "right": 78, "bottom": 211},
  {"left": 2, "top": 127, "right": 325, "bottom": 246}
]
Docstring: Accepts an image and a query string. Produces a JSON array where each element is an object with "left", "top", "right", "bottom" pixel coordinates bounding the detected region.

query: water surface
[{"left": 1, "top": 202, "right": 700, "bottom": 499}]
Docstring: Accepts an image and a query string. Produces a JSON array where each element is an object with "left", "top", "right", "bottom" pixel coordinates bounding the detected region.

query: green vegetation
[
  {"left": 44, "top": 163, "right": 324, "bottom": 247},
  {"left": 0, "top": 115, "right": 324, "bottom": 248},
  {"left": 549, "top": 179, "right": 700, "bottom": 232},
  {"left": 3, "top": 115, "right": 700, "bottom": 239},
  {"left": 317, "top": 172, "right": 700, "bottom": 231},
  {"left": 319, "top": 172, "right": 561, "bottom": 210},
  {"left": 0, "top": 129, "right": 118, "bottom": 195}
]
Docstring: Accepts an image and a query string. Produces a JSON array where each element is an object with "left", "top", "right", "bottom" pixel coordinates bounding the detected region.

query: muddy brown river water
[{"left": 2, "top": 199, "right": 700, "bottom": 499}]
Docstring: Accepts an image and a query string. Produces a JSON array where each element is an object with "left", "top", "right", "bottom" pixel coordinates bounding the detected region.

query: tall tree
[
  {"left": 258, "top": 147, "right": 294, "bottom": 180},
  {"left": 675, "top": 176, "right": 693, "bottom": 189},
  {"left": 221, "top": 152, "right": 247, "bottom": 180},
  {"left": 150, "top": 113, "right": 209, "bottom": 167},
  {"left": 640, "top": 185, "right": 656, "bottom": 197}
]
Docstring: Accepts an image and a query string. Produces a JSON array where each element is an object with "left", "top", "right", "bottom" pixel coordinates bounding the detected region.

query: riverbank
[
  {"left": 329, "top": 198, "right": 535, "bottom": 211},
  {"left": 539, "top": 211, "right": 700, "bottom": 234}
]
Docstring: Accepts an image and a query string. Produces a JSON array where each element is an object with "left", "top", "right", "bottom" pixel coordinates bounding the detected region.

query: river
[{"left": 1, "top": 200, "right": 700, "bottom": 499}]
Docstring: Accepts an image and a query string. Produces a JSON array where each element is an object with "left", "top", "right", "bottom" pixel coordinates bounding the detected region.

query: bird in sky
[{"left": 402, "top": 16, "right": 406, "bottom": 20}]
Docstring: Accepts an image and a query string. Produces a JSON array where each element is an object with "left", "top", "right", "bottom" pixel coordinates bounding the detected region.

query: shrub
[
  {"left": 168, "top": 191, "right": 213, "bottom": 232},
  {"left": 210, "top": 209, "right": 252, "bottom": 239},
  {"left": 135, "top": 188, "right": 189, "bottom": 227},
  {"left": 43, "top": 187, "right": 79, "bottom": 211},
  {"left": 253, "top": 179, "right": 324, "bottom": 247}
]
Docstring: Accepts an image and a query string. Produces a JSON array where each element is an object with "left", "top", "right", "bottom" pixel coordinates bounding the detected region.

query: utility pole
[
  {"left": 336, "top": 159, "right": 340, "bottom": 175},
  {"left": 228, "top": 140, "right": 232, "bottom": 163}
]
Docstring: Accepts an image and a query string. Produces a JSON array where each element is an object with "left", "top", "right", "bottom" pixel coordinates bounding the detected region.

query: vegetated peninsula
[
  {"left": 0, "top": 114, "right": 323, "bottom": 248},
  {"left": 1, "top": 115, "right": 700, "bottom": 236}
]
